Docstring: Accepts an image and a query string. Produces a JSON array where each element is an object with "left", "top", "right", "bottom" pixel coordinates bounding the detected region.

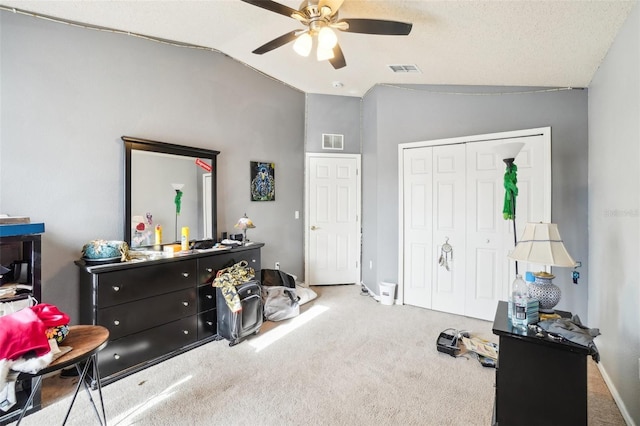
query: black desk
[
  {"left": 492, "top": 301, "right": 589, "bottom": 426},
  {"left": 15, "top": 325, "right": 109, "bottom": 425}
]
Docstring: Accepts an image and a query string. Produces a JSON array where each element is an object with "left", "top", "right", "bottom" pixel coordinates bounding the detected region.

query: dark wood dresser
[{"left": 76, "top": 243, "right": 262, "bottom": 385}]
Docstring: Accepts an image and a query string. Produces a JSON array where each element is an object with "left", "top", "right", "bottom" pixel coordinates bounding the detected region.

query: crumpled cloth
[
  {"left": 538, "top": 315, "right": 601, "bottom": 362},
  {"left": 212, "top": 261, "right": 255, "bottom": 312},
  {"left": 0, "top": 304, "right": 70, "bottom": 412}
]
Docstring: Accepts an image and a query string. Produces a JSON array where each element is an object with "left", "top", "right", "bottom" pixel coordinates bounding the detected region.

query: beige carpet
[{"left": 15, "top": 285, "right": 625, "bottom": 425}]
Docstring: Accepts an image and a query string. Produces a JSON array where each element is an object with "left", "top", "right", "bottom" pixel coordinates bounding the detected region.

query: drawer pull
[
  {"left": 112, "top": 286, "right": 120, "bottom": 292},
  {"left": 182, "top": 272, "right": 190, "bottom": 278},
  {"left": 206, "top": 321, "right": 213, "bottom": 326},
  {"left": 206, "top": 294, "right": 213, "bottom": 299},
  {"left": 206, "top": 268, "right": 213, "bottom": 273},
  {"left": 183, "top": 330, "right": 189, "bottom": 335},
  {"left": 182, "top": 301, "right": 189, "bottom": 307},
  {"left": 113, "top": 320, "right": 120, "bottom": 326},
  {"left": 114, "top": 354, "right": 120, "bottom": 360}
]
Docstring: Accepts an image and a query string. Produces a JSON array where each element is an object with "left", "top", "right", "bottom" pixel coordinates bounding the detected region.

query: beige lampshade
[
  {"left": 234, "top": 213, "right": 255, "bottom": 230},
  {"left": 508, "top": 222, "right": 577, "bottom": 267}
]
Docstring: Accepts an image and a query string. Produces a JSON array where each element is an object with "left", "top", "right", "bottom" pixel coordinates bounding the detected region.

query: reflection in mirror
[{"left": 123, "top": 137, "right": 219, "bottom": 248}]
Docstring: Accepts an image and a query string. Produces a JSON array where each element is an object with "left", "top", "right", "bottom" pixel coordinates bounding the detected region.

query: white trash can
[{"left": 379, "top": 281, "right": 396, "bottom": 306}]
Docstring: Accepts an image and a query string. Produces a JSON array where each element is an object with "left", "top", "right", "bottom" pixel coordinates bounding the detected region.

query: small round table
[{"left": 15, "top": 325, "right": 109, "bottom": 425}]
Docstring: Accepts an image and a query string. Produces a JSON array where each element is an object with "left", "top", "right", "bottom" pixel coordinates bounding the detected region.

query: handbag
[
  {"left": 261, "top": 269, "right": 296, "bottom": 289},
  {"left": 260, "top": 269, "right": 299, "bottom": 321}
]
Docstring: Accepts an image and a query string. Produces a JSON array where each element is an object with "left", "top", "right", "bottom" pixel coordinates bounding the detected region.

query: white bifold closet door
[{"left": 401, "top": 130, "right": 550, "bottom": 321}]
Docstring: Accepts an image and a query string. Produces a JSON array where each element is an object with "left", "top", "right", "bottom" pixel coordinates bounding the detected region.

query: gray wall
[
  {"left": 361, "top": 85, "right": 589, "bottom": 320},
  {"left": 589, "top": 4, "right": 639, "bottom": 423},
  {"left": 305, "top": 94, "right": 361, "bottom": 154},
  {"left": 0, "top": 11, "right": 305, "bottom": 322}
]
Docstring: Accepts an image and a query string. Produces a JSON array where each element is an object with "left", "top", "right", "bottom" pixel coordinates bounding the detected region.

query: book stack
[{"left": 0, "top": 215, "right": 45, "bottom": 237}]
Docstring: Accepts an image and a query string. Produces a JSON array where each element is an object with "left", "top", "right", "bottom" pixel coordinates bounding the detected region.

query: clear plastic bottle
[{"left": 510, "top": 274, "right": 529, "bottom": 330}]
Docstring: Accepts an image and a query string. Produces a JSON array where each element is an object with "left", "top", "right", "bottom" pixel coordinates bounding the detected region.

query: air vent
[
  {"left": 388, "top": 64, "right": 421, "bottom": 73},
  {"left": 322, "top": 134, "right": 344, "bottom": 150}
]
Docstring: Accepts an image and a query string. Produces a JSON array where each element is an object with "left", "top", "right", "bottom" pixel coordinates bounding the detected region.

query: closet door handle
[
  {"left": 206, "top": 294, "right": 213, "bottom": 299},
  {"left": 206, "top": 268, "right": 213, "bottom": 273},
  {"left": 182, "top": 272, "right": 190, "bottom": 278},
  {"left": 112, "top": 286, "right": 120, "bottom": 292},
  {"left": 182, "top": 301, "right": 189, "bottom": 306},
  {"left": 113, "top": 320, "right": 120, "bottom": 326}
]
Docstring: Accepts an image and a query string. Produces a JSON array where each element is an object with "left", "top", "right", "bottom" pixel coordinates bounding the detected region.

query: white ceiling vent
[
  {"left": 388, "top": 64, "right": 421, "bottom": 73},
  {"left": 322, "top": 133, "right": 344, "bottom": 150}
]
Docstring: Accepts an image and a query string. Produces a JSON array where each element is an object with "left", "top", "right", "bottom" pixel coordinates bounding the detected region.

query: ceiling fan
[{"left": 241, "top": 0, "right": 413, "bottom": 69}]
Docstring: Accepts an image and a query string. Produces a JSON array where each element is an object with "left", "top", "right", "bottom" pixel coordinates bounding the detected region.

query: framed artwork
[{"left": 250, "top": 161, "right": 275, "bottom": 201}]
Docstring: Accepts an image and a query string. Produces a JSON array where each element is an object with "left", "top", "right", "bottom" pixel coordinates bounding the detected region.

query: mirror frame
[{"left": 122, "top": 136, "right": 219, "bottom": 247}]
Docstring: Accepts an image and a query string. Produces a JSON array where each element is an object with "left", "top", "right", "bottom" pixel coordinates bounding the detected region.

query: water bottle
[
  {"left": 507, "top": 275, "right": 514, "bottom": 320},
  {"left": 511, "top": 274, "right": 529, "bottom": 330}
]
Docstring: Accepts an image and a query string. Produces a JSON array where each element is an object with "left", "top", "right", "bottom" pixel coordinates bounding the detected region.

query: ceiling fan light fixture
[
  {"left": 293, "top": 32, "right": 313, "bottom": 57},
  {"left": 317, "top": 45, "right": 335, "bottom": 61},
  {"left": 317, "top": 26, "right": 338, "bottom": 50}
]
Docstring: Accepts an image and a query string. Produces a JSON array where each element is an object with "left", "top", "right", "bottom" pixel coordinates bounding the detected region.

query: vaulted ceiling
[{"left": 1, "top": 0, "right": 636, "bottom": 97}]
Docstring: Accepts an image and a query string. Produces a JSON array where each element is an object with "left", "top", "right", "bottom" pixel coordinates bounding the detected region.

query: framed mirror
[{"left": 123, "top": 136, "right": 219, "bottom": 248}]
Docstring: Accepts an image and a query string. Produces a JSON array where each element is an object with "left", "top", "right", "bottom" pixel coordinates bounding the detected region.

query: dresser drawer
[
  {"left": 198, "top": 250, "right": 261, "bottom": 285},
  {"left": 98, "top": 288, "right": 197, "bottom": 340},
  {"left": 198, "top": 283, "right": 216, "bottom": 312},
  {"left": 97, "top": 315, "right": 197, "bottom": 380},
  {"left": 197, "top": 309, "right": 217, "bottom": 339},
  {"left": 97, "top": 259, "right": 196, "bottom": 307}
]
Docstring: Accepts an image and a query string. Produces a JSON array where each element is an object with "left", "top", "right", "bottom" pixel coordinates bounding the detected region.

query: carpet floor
[{"left": 14, "top": 285, "right": 626, "bottom": 425}]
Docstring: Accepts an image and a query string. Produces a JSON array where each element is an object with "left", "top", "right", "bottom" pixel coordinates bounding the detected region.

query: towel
[{"left": 538, "top": 315, "right": 600, "bottom": 362}]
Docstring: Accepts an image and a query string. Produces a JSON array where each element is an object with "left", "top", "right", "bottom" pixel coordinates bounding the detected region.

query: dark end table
[{"left": 492, "top": 301, "right": 589, "bottom": 426}]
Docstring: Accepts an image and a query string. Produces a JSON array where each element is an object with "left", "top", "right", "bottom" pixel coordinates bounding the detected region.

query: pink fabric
[
  {"left": 0, "top": 308, "right": 49, "bottom": 361},
  {"left": 0, "top": 304, "right": 70, "bottom": 361},
  {"left": 30, "top": 304, "right": 70, "bottom": 327}
]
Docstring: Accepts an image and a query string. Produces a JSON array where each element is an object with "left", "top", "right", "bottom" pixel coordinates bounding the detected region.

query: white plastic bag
[{"left": 262, "top": 286, "right": 299, "bottom": 322}]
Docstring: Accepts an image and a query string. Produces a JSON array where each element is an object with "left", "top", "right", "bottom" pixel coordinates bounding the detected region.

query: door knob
[{"left": 311, "top": 226, "right": 318, "bottom": 230}]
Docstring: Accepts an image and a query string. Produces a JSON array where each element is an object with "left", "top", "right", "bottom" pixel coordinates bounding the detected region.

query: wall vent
[
  {"left": 388, "top": 64, "right": 421, "bottom": 73},
  {"left": 322, "top": 133, "right": 344, "bottom": 150}
]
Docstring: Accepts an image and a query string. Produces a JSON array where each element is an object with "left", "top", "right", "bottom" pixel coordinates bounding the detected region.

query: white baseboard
[{"left": 597, "top": 362, "right": 636, "bottom": 426}]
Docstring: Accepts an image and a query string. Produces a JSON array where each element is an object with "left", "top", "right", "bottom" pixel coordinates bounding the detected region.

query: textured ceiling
[{"left": 1, "top": 0, "right": 636, "bottom": 97}]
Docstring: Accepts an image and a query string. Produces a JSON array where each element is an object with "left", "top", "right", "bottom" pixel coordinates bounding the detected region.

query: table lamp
[
  {"left": 234, "top": 213, "right": 255, "bottom": 245},
  {"left": 508, "top": 222, "right": 577, "bottom": 313}
]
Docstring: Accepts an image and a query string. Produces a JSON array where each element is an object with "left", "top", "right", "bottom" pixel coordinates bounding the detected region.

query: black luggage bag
[{"left": 216, "top": 279, "right": 263, "bottom": 346}]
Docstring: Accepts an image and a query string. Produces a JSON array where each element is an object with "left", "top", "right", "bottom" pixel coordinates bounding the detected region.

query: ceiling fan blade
[
  {"left": 338, "top": 18, "right": 413, "bottom": 35},
  {"left": 329, "top": 43, "right": 346, "bottom": 69},
  {"left": 252, "top": 31, "right": 299, "bottom": 55},
  {"left": 319, "top": 0, "right": 344, "bottom": 16},
  {"left": 241, "top": 0, "right": 301, "bottom": 19}
]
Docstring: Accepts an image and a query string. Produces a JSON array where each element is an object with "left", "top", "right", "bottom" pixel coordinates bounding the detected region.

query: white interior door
[
  {"left": 399, "top": 128, "right": 551, "bottom": 320},
  {"left": 431, "top": 144, "right": 467, "bottom": 315},
  {"left": 402, "top": 147, "right": 434, "bottom": 308},
  {"left": 305, "top": 154, "right": 361, "bottom": 285}
]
